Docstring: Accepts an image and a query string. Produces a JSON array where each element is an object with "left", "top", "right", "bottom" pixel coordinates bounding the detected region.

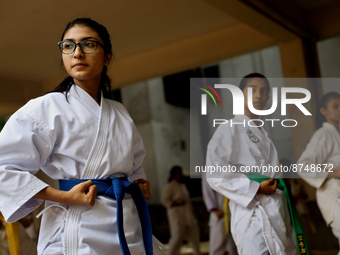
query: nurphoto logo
[{"left": 199, "top": 83, "right": 311, "bottom": 128}]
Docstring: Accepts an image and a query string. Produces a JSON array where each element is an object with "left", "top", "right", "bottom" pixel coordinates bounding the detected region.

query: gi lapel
[
  {"left": 70, "top": 85, "right": 101, "bottom": 119},
  {"left": 64, "top": 89, "right": 110, "bottom": 255}
]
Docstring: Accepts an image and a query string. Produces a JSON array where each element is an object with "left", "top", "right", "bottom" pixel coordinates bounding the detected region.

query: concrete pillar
[
  {"left": 146, "top": 78, "right": 190, "bottom": 199},
  {"left": 279, "top": 39, "right": 320, "bottom": 160},
  {"left": 120, "top": 82, "right": 160, "bottom": 203},
  {"left": 279, "top": 38, "right": 322, "bottom": 201}
]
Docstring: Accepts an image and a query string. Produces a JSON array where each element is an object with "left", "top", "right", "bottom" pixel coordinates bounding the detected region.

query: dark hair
[
  {"left": 239, "top": 72, "right": 270, "bottom": 92},
  {"left": 50, "top": 18, "right": 113, "bottom": 100},
  {"left": 315, "top": 92, "right": 340, "bottom": 129},
  {"left": 168, "top": 166, "right": 182, "bottom": 182}
]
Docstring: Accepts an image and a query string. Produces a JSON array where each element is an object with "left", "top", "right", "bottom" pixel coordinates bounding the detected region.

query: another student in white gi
[
  {"left": 298, "top": 92, "right": 340, "bottom": 255},
  {"left": 206, "top": 73, "right": 297, "bottom": 255},
  {"left": 202, "top": 176, "right": 238, "bottom": 255},
  {"left": 161, "top": 166, "right": 201, "bottom": 255},
  {"left": 0, "top": 18, "right": 164, "bottom": 255}
]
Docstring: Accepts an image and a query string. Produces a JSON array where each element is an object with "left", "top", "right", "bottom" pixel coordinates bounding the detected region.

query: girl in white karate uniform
[
  {"left": 0, "top": 18, "right": 163, "bottom": 255},
  {"left": 298, "top": 92, "right": 340, "bottom": 255},
  {"left": 206, "top": 73, "right": 297, "bottom": 255},
  {"left": 202, "top": 175, "right": 238, "bottom": 255},
  {"left": 161, "top": 166, "right": 201, "bottom": 255}
]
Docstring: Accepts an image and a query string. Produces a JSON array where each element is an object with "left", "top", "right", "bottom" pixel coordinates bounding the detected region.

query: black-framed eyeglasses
[{"left": 57, "top": 40, "right": 104, "bottom": 54}]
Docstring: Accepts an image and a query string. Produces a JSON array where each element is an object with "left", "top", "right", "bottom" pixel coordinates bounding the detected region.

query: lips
[{"left": 72, "top": 63, "right": 88, "bottom": 68}]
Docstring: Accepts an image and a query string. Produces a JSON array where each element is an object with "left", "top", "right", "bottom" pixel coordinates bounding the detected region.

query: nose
[
  {"left": 73, "top": 44, "right": 84, "bottom": 58},
  {"left": 254, "top": 89, "right": 261, "bottom": 99}
]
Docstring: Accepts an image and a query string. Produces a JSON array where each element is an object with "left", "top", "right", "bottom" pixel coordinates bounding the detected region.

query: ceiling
[
  {"left": 1, "top": 0, "right": 340, "bottom": 97},
  {"left": 290, "top": 0, "right": 340, "bottom": 9},
  {"left": 0, "top": 0, "right": 238, "bottom": 82}
]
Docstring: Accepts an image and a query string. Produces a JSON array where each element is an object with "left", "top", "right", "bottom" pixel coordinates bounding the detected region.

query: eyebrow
[
  {"left": 63, "top": 36, "right": 99, "bottom": 42},
  {"left": 247, "top": 84, "right": 270, "bottom": 91}
]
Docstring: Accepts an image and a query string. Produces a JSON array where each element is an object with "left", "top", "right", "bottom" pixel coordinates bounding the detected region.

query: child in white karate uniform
[
  {"left": 298, "top": 92, "right": 340, "bottom": 255},
  {"left": 162, "top": 166, "right": 201, "bottom": 255},
  {"left": 206, "top": 73, "right": 297, "bottom": 255}
]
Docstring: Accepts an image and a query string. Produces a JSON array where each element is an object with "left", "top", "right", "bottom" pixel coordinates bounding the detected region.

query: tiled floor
[
  {"left": 162, "top": 242, "right": 339, "bottom": 255},
  {"left": 162, "top": 241, "right": 209, "bottom": 254},
  {"left": 310, "top": 251, "right": 338, "bottom": 255}
]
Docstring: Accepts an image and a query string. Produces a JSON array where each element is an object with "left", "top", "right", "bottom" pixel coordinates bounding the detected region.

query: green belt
[{"left": 245, "top": 173, "right": 309, "bottom": 255}]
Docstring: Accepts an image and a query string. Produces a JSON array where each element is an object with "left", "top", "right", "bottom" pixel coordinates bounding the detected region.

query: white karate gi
[
  {"left": 202, "top": 176, "right": 237, "bottom": 255},
  {"left": 297, "top": 122, "right": 340, "bottom": 253},
  {"left": 206, "top": 115, "right": 297, "bottom": 255},
  {"left": 0, "top": 85, "right": 163, "bottom": 255},
  {"left": 161, "top": 180, "right": 200, "bottom": 255}
]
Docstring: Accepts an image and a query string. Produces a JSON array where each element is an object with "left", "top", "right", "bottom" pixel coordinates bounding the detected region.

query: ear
[
  {"left": 104, "top": 52, "right": 113, "bottom": 66},
  {"left": 320, "top": 107, "right": 327, "bottom": 117}
]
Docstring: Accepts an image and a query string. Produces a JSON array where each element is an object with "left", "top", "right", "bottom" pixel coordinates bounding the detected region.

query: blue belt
[{"left": 59, "top": 177, "right": 153, "bottom": 255}]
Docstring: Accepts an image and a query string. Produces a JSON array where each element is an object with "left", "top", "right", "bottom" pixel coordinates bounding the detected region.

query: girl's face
[
  {"left": 243, "top": 77, "right": 269, "bottom": 111},
  {"left": 174, "top": 170, "right": 183, "bottom": 181},
  {"left": 321, "top": 97, "right": 340, "bottom": 124},
  {"left": 61, "top": 25, "right": 111, "bottom": 86}
]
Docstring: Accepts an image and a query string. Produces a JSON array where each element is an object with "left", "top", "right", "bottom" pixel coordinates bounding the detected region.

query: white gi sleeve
[
  {"left": 202, "top": 175, "right": 219, "bottom": 212},
  {"left": 127, "top": 123, "right": 147, "bottom": 182},
  {"left": 110, "top": 101, "right": 147, "bottom": 182},
  {"left": 206, "top": 125, "right": 260, "bottom": 209},
  {"left": 0, "top": 110, "right": 52, "bottom": 222},
  {"left": 297, "top": 129, "right": 331, "bottom": 188}
]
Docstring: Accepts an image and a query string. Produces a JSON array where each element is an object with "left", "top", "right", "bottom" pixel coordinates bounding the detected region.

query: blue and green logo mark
[{"left": 197, "top": 82, "right": 222, "bottom": 115}]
